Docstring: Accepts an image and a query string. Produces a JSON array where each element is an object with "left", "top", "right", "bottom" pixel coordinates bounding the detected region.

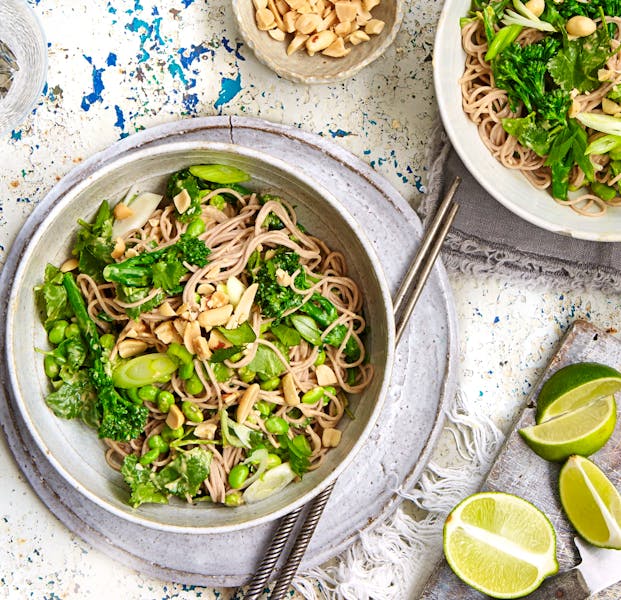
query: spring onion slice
[
  {"left": 242, "top": 462, "right": 296, "bottom": 504},
  {"left": 577, "top": 112, "right": 621, "bottom": 136},
  {"left": 502, "top": 0, "right": 555, "bottom": 32}
]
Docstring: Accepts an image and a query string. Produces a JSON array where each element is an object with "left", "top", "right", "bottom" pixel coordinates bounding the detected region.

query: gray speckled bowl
[
  {"left": 6, "top": 141, "right": 394, "bottom": 533},
  {"left": 232, "top": 0, "right": 403, "bottom": 84}
]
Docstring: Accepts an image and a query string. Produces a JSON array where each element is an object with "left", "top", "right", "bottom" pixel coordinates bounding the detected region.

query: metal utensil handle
[
  {"left": 393, "top": 176, "right": 460, "bottom": 318},
  {"left": 269, "top": 480, "right": 337, "bottom": 600},
  {"left": 243, "top": 506, "right": 304, "bottom": 600},
  {"left": 243, "top": 178, "right": 460, "bottom": 599}
]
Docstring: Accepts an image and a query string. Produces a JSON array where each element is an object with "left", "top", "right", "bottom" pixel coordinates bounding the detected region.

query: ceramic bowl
[
  {"left": 232, "top": 0, "right": 403, "bottom": 84},
  {"left": 5, "top": 140, "right": 395, "bottom": 533},
  {"left": 434, "top": 0, "right": 621, "bottom": 241},
  {"left": 0, "top": 0, "right": 47, "bottom": 136}
]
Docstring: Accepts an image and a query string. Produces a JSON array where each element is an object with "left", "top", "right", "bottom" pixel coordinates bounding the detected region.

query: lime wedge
[
  {"left": 519, "top": 395, "right": 616, "bottom": 462},
  {"left": 559, "top": 455, "right": 621, "bottom": 549},
  {"left": 443, "top": 492, "right": 558, "bottom": 599},
  {"left": 536, "top": 362, "right": 621, "bottom": 423}
]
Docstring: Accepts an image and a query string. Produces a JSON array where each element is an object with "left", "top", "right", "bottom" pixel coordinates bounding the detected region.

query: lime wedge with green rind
[
  {"left": 520, "top": 395, "right": 616, "bottom": 462},
  {"left": 536, "top": 362, "right": 621, "bottom": 423},
  {"left": 443, "top": 491, "right": 558, "bottom": 599},
  {"left": 559, "top": 455, "right": 621, "bottom": 549}
]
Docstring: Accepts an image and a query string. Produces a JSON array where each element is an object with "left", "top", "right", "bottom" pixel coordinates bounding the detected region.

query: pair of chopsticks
[{"left": 242, "top": 177, "right": 461, "bottom": 600}]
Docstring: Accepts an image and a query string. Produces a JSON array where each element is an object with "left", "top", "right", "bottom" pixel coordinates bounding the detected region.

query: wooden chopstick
[{"left": 242, "top": 177, "right": 461, "bottom": 600}]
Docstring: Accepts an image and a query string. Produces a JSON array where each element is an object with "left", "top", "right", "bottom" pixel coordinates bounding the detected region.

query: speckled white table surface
[{"left": 2, "top": 1, "right": 621, "bottom": 599}]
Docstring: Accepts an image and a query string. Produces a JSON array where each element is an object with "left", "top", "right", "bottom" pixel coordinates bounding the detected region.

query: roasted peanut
[
  {"left": 524, "top": 0, "right": 545, "bottom": 17},
  {"left": 306, "top": 30, "right": 336, "bottom": 54},
  {"left": 566, "top": 15, "right": 596, "bottom": 38}
]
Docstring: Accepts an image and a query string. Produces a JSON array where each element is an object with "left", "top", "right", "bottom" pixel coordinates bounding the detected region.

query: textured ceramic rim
[
  {"left": 434, "top": 0, "right": 621, "bottom": 242},
  {"left": 0, "top": 0, "right": 48, "bottom": 137},
  {"left": 5, "top": 139, "right": 395, "bottom": 534},
  {"left": 231, "top": 0, "right": 404, "bottom": 84}
]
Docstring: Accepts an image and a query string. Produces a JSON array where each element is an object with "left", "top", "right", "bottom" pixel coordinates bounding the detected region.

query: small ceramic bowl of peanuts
[{"left": 232, "top": 0, "right": 403, "bottom": 84}]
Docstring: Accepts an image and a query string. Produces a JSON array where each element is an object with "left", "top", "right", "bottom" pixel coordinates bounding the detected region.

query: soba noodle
[{"left": 460, "top": 14, "right": 621, "bottom": 216}]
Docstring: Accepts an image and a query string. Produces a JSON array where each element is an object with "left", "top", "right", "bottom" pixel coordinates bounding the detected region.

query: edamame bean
[
  {"left": 44, "top": 355, "right": 60, "bottom": 379},
  {"left": 157, "top": 390, "right": 175, "bottom": 413},
  {"left": 161, "top": 424, "right": 184, "bottom": 442},
  {"left": 266, "top": 453, "right": 282, "bottom": 469},
  {"left": 186, "top": 217, "right": 206, "bottom": 237},
  {"left": 48, "top": 320, "right": 68, "bottom": 345},
  {"left": 147, "top": 434, "right": 169, "bottom": 453},
  {"left": 64, "top": 323, "right": 81, "bottom": 339},
  {"left": 265, "top": 416, "right": 289, "bottom": 435},
  {"left": 178, "top": 362, "right": 194, "bottom": 380},
  {"left": 209, "top": 194, "right": 226, "bottom": 210},
  {"left": 139, "top": 448, "right": 160, "bottom": 466},
  {"left": 100, "top": 333, "right": 116, "bottom": 351},
  {"left": 291, "top": 434, "right": 311, "bottom": 456},
  {"left": 182, "top": 400, "right": 204, "bottom": 423},
  {"left": 238, "top": 366, "right": 256, "bottom": 383},
  {"left": 167, "top": 342, "right": 194, "bottom": 365},
  {"left": 185, "top": 374, "right": 204, "bottom": 396},
  {"left": 302, "top": 386, "right": 324, "bottom": 404},
  {"left": 314, "top": 348, "right": 326, "bottom": 366},
  {"left": 138, "top": 384, "right": 159, "bottom": 402},
  {"left": 255, "top": 400, "right": 274, "bottom": 417},
  {"left": 224, "top": 491, "right": 243, "bottom": 506},
  {"left": 126, "top": 387, "right": 142, "bottom": 404},
  {"left": 228, "top": 464, "right": 249, "bottom": 489},
  {"left": 260, "top": 376, "right": 281, "bottom": 391}
]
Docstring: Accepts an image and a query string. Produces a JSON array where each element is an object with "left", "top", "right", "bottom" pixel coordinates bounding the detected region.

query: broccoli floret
[
  {"left": 254, "top": 248, "right": 307, "bottom": 319},
  {"left": 103, "top": 233, "right": 210, "bottom": 297},
  {"left": 98, "top": 386, "right": 149, "bottom": 441},
  {"left": 62, "top": 273, "right": 149, "bottom": 442},
  {"left": 494, "top": 37, "right": 563, "bottom": 114},
  {"left": 175, "top": 233, "right": 210, "bottom": 267},
  {"left": 554, "top": 0, "right": 621, "bottom": 19},
  {"left": 167, "top": 169, "right": 202, "bottom": 223}
]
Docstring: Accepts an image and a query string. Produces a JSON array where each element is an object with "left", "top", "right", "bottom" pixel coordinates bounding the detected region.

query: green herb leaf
[
  {"left": 247, "top": 345, "right": 286, "bottom": 379},
  {"left": 270, "top": 323, "right": 302, "bottom": 348},
  {"left": 217, "top": 321, "right": 257, "bottom": 345},
  {"left": 290, "top": 315, "right": 323, "bottom": 347}
]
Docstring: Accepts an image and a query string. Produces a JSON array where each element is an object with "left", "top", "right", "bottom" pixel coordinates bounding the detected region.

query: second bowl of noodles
[
  {"left": 6, "top": 140, "right": 394, "bottom": 533},
  {"left": 434, "top": 0, "right": 621, "bottom": 241}
]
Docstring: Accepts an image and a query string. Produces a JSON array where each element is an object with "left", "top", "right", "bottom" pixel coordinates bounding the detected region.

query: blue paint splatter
[
  {"left": 363, "top": 149, "right": 371, "bottom": 155},
  {"left": 80, "top": 55, "right": 105, "bottom": 111},
  {"left": 221, "top": 37, "right": 245, "bottom": 61},
  {"left": 113, "top": 105, "right": 126, "bottom": 131},
  {"left": 168, "top": 61, "right": 188, "bottom": 85},
  {"left": 214, "top": 72, "right": 242, "bottom": 111},
  {"left": 329, "top": 129, "right": 350, "bottom": 138},
  {"left": 106, "top": 52, "right": 117, "bottom": 66},
  {"left": 126, "top": 17, "right": 164, "bottom": 62},
  {"left": 107, "top": 2, "right": 117, "bottom": 14},
  {"left": 183, "top": 93, "right": 200, "bottom": 114},
  {"left": 182, "top": 0, "right": 195, "bottom": 6},
  {"left": 11, "top": 130, "right": 22, "bottom": 141},
  {"left": 178, "top": 44, "right": 214, "bottom": 69}
]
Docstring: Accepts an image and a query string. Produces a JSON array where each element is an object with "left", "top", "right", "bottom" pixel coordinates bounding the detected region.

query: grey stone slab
[{"left": 422, "top": 320, "right": 621, "bottom": 600}]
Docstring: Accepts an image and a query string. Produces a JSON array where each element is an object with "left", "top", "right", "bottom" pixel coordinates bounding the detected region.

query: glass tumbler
[{"left": 0, "top": 0, "right": 47, "bottom": 137}]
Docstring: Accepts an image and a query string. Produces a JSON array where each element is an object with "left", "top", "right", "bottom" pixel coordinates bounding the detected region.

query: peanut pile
[{"left": 253, "top": 0, "right": 385, "bottom": 58}]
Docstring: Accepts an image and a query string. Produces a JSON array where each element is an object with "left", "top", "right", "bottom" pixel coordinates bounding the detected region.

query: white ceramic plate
[{"left": 434, "top": 0, "right": 621, "bottom": 242}]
